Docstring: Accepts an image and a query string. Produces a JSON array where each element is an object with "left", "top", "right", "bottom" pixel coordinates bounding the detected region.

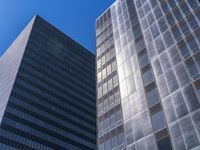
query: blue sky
[{"left": 0, "top": 0, "right": 115, "bottom": 55}]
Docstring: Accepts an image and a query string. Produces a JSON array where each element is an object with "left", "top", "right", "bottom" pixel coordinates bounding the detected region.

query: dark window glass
[
  {"left": 179, "top": 44, "right": 190, "bottom": 58},
  {"left": 161, "top": 1, "right": 169, "bottom": 13},
  {"left": 168, "top": 0, "right": 176, "bottom": 8},
  {"left": 138, "top": 50, "right": 149, "bottom": 67},
  {"left": 173, "top": 9, "right": 182, "bottom": 21},
  {"left": 157, "top": 137, "right": 173, "bottom": 150},
  {"left": 166, "top": 12, "right": 175, "bottom": 25},
  {"left": 144, "top": 3, "right": 151, "bottom": 14},
  {"left": 196, "top": 11, "right": 200, "bottom": 21},
  {"left": 151, "top": 110, "right": 166, "bottom": 132},
  {"left": 171, "top": 24, "right": 182, "bottom": 41},
  {"left": 188, "top": 0, "right": 198, "bottom": 9},
  {"left": 180, "top": 2, "right": 190, "bottom": 15},
  {"left": 185, "top": 58, "right": 199, "bottom": 79},
  {"left": 180, "top": 22, "right": 190, "bottom": 36},
  {"left": 188, "top": 39, "right": 199, "bottom": 54},
  {"left": 142, "top": 67, "right": 154, "bottom": 86},
  {"left": 146, "top": 85, "right": 160, "bottom": 107},
  {"left": 188, "top": 16, "right": 199, "bottom": 30}
]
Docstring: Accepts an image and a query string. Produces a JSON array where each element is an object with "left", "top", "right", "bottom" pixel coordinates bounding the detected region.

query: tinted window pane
[
  {"left": 157, "top": 137, "right": 173, "bottom": 150},
  {"left": 151, "top": 110, "right": 166, "bottom": 132}
]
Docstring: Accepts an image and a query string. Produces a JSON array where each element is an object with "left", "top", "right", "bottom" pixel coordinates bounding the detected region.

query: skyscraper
[
  {"left": 96, "top": 0, "right": 200, "bottom": 150},
  {"left": 0, "top": 15, "right": 96, "bottom": 150}
]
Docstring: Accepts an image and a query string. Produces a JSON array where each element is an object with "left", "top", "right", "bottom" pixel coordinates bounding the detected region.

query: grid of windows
[
  {"left": 97, "top": 0, "right": 200, "bottom": 150},
  {"left": 0, "top": 15, "right": 96, "bottom": 150}
]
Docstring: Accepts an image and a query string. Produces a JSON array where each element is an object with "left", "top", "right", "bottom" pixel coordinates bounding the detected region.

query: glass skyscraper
[
  {"left": 96, "top": 0, "right": 200, "bottom": 150},
  {"left": 0, "top": 15, "right": 96, "bottom": 150}
]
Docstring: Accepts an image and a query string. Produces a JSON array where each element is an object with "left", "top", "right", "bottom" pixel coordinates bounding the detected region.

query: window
[
  {"left": 151, "top": 23, "right": 160, "bottom": 39},
  {"left": 157, "top": 137, "right": 173, "bottom": 150},
  {"left": 188, "top": 0, "right": 198, "bottom": 9},
  {"left": 97, "top": 59, "right": 101, "bottom": 69},
  {"left": 180, "top": 22, "right": 190, "bottom": 36},
  {"left": 118, "top": 132, "right": 125, "bottom": 145},
  {"left": 165, "top": 70, "right": 179, "bottom": 93},
  {"left": 104, "top": 117, "right": 109, "bottom": 130},
  {"left": 161, "top": 1, "right": 169, "bottom": 13},
  {"left": 107, "top": 64, "right": 111, "bottom": 76},
  {"left": 151, "top": 110, "right": 166, "bottom": 132},
  {"left": 147, "top": 13, "right": 155, "bottom": 25},
  {"left": 145, "top": 83, "right": 160, "bottom": 107},
  {"left": 152, "top": 59, "right": 163, "bottom": 76},
  {"left": 173, "top": 8, "right": 182, "bottom": 21},
  {"left": 98, "top": 86, "right": 102, "bottom": 98},
  {"left": 116, "top": 110, "right": 123, "bottom": 123},
  {"left": 158, "top": 17, "right": 167, "bottom": 33},
  {"left": 150, "top": 0, "right": 158, "bottom": 8},
  {"left": 168, "top": 46, "right": 181, "bottom": 65},
  {"left": 108, "top": 79, "right": 113, "bottom": 92},
  {"left": 98, "top": 121, "right": 104, "bottom": 136},
  {"left": 138, "top": 49, "right": 149, "bottom": 67},
  {"left": 142, "top": 65, "right": 154, "bottom": 86},
  {"left": 188, "top": 16, "right": 198, "bottom": 30},
  {"left": 109, "top": 95, "right": 114, "bottom": 108},
  {"left": 185, "top": 58, "right": 199, "bottom": 79},
  {"left": 179, "top": 44, "right": 190, "bottom": 58},
  {"left": 109, "top": 113, "right": 116, "bottom": 128},
  {"left": 102, "top": 68, "right": 107, "bottom": 79},
  {"left": 188, "top": 39, "right": 199, "bottom": 54},
  {"left": 98, "top": 103, "right": 103, "bottom": 114},
  {"left": 104, "top": 140, "right": 111, "bottom": 150},
  {"left": 113, "top": 75, "right": 119, "bottom": 87},
  {"left": 111, "top": 136, "right": 118, "bottom": 149},
  {"left": 103, "top": 83, "right": 108, "bottom": 95},
  {"left": 154, "top": 6, "right": 162, "bottom": 19},
  {"left": 180, "top": 2, "right": 190, "bottom": 15},
  {"left": 171, "top": 24, "right": 182, "bottom": 41},
  {"left": 163, "top": 31, "right": 174, "bottom": 48},
  {"left": 166, "top": 12, "right": 175, "bottom": 25},
  {"left": 103, "top": 99, "right": 108, "bottom": 111},
  {"left": 168, "top": 0, "right": 176, "bottom": 8},
  {"left": 97, "top": 72, "right": 101, "bottom": 82},
  {"left": 155, "top": 37, "right": 165, "bottom": 54},
  {"left": 144, "top": 3, "right": 151, "bottom": 14},
  {"left": 102, "top": 55, "right": 105, "bottom": 66}
]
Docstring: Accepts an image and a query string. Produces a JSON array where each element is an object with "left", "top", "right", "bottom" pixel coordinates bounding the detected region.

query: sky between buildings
[{"left": 0, "top": 0, "right": 115, "bottom": 55}]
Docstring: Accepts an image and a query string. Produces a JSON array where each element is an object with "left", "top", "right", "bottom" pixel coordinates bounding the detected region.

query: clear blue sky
[{"left": 0, "top": 0, "right": 115, "bottom": 55}]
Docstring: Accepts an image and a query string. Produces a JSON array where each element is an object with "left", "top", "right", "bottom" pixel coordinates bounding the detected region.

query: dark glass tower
[
  {"left": 0, "top": 15, "right": 96, "bottom": 150},
  {"left": 96, "top": 0, "right": 200, "bottom": 150}
]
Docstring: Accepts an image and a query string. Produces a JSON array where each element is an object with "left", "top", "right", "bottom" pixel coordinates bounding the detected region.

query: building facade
[
  {"left": 96, "top": 0, "right": 200, "bottom": 150},
  {"left": 0, "top": 15, "right": 96, "bottom": 150}
]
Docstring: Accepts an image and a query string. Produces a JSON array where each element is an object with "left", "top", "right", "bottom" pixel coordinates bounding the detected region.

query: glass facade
[
  {"left": 0, "top": 15, "right": 96, "bottom": 150},
  {"left": 96, "top": 0, "right": 200, "bottom": 150}
]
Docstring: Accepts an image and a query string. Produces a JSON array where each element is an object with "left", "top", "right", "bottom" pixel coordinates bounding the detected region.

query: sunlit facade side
[
  {"left": 96, "top": 0, "right": 200, "bottom": 150},
  {"left": 0, "top": 15, "right": 96, "bottom": 150}
]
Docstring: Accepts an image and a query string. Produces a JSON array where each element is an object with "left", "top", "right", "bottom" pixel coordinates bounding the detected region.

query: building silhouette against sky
[
  {"left": 96, "top": 0, "right": 200, "bottom": 150},
  {"left": 0, "top": 15, "right": 96, "bottom": 150}
]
